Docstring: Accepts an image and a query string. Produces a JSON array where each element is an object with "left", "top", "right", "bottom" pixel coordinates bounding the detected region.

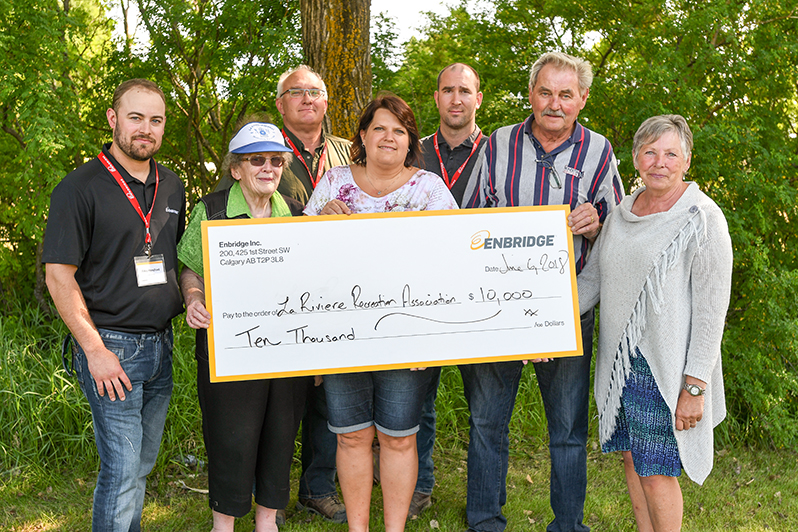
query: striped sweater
[{"left": 461, "top": 115, "right": 625, "bottom": 273}]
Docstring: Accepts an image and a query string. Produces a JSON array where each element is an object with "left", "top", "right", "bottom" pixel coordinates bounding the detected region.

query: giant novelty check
[{"left": 202, "top": 206, "right": 582, "bottom": 382}]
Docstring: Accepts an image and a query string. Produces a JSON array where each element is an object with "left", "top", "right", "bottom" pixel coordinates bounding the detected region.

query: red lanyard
[
  {"left": 98, "top": 151, "right": 159, "bottom": 253},
  {"left": 282, "top": 129, "right": 328, "bottom": 188},
  {"left": 433, "top": 130, "right": 483, "bottom": 190}
]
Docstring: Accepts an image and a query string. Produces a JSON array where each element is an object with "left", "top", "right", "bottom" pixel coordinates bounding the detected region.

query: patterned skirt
[{"left": 603, "top": 347, "right": 682, "bottom": 477}]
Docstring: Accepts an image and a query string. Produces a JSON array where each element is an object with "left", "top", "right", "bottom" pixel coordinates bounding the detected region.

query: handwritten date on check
[{"left": 201, "top": 206, "right": 582, "bottom": 382}]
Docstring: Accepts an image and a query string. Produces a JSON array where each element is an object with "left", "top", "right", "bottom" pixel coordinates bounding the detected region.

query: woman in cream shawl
[{"left": 578, "top": 115, "right": 733, "bottom": 531}]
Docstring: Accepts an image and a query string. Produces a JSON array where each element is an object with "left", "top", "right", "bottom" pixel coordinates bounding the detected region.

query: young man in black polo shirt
[{"left": 43, "top": 79, "right": 185, "bottom": 532}]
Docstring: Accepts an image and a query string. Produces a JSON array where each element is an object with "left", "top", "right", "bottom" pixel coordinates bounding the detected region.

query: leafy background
[{"left": 0, "top": 0, "right": 796, "bottom": 469}]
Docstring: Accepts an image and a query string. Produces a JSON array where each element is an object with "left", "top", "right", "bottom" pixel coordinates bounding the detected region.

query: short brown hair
[
  {"left": 350, "top": 93, "right": 421, "bottom": 168},
  {"left": 437, "top": 63, "right": 481, "bottom": 92},
  {"left": 112, "top": 79, "right": 166, "bottom": 112}
]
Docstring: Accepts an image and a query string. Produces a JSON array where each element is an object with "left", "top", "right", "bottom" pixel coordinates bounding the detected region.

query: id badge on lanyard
[
  {"left": 98, "top": 151, "right": 168, "bottom": 287},
  {"left": 134, "top": 255, "right": 167, "bottom": 286},
  {"left": 434, "top": 131, "right": 483, "bottom": 190}
]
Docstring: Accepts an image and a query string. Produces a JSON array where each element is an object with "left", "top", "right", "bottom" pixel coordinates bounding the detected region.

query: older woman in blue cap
[{"left": 179, "top": 119, "right": 307, "bottom": 532}]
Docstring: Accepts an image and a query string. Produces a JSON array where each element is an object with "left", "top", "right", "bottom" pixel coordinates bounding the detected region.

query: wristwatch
[{"left": 683, "top": 383, "right": 705, "bottom": 396}]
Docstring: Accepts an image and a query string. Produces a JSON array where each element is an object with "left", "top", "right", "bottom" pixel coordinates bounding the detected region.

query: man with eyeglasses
[
  {"left": 274, "top": 65, "right": 352, "bottom": 205},
  {"left": 275, "top": 64, "right": 350, "bottom": 525},
  {"left": 461, "top": 53, "right": 624, "bottom": 532}
]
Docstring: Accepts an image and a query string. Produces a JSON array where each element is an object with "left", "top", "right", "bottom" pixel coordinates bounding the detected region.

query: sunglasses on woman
[{"left": 242, "top": 155, "right": 285, "bottom": 168}]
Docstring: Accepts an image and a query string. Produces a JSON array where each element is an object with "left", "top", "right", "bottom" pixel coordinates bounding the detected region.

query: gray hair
[
  {"left": 276, "top": 65, "right": 327, "bottom": 98},
  {"left": 528, "top": 52, "right": 593, "bottom": 95},
  {"left": 632, "top": 114, "right": 693, "bottom": 161}
]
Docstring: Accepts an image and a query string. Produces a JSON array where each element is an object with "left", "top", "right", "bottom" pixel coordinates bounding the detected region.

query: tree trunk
[{"left": 299, "top": 0, "right": 372, "bottom": 140}]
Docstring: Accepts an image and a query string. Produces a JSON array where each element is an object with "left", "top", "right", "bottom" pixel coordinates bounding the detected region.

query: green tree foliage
[
  {"left": 116, "top": 0, "right": 302, "bottom": 206},
  {"left": 569, "top": 0, "right": 798, "bottom": 449},
  {"left": 0, "top": 0, "right": 304, "bottom": 297},
  {"left": 0, "top": 0, "right": 795, "bottom": 447},
  {"left": 0, "top": 0, "right": 113, "bottom": 297},
  {"left": 373, "top": 1, "right": 553, "bottom": 136},
  {"left": 378, "top": 0, "right": 798, "bottom": 447},
  {"left": 370, "top": 13, "right": 400, "bottom": 92}
]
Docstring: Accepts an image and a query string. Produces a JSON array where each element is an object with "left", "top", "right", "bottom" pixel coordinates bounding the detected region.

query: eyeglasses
[
  {"left": 242, "top": 155, "right": 285, "bottom": 168},
  {"left": 279, "top": 88, "right": 326, "bottom": 100},
  {"left": 535, "top": 157, "right": 562, "bottom": 189}
]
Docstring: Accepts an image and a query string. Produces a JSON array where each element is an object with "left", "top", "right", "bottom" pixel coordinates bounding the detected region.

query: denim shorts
[{"left": 324, "top": 369, "right": 432, "bottom": 437}]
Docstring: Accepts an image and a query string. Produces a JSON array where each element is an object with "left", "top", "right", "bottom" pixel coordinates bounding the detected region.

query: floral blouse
[{"left": 304, "top": 165, "right": 458, "bottom": 215}]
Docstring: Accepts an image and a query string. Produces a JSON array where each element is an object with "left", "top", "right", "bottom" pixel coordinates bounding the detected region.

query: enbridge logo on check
[
  {"left": 470, "top": 230, "right": 556, "bottom": 250},
  {"left": 470, "top": 230, "right": 491, "bottom": 250}
]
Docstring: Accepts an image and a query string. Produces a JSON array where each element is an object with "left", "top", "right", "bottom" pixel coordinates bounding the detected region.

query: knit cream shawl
[{"left": 579, "top": 183, "right": 733, "bottom": 484}]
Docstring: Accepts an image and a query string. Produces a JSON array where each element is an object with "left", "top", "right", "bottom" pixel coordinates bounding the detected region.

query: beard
[
  {"left": 442, "top": 109, "right": 473, "bottom": 131},
  {"left": 113, "top": 128, "right": 161, "bottom": 161}
]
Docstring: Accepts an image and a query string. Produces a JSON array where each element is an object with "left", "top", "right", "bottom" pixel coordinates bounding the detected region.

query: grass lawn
[
  {"left": 2, "top": 443, "right": 795, "bottom": 531},
  {"left": 1, "top": 313, "right": 795, "bottom": 531}
]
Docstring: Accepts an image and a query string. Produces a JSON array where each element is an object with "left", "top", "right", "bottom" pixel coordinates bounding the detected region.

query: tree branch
[{"left": 1, "top": 106, "right": 26, "bottom": 148}]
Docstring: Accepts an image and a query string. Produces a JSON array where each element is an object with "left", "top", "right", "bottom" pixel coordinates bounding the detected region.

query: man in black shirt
[
  {"left": 43, "top": 79, "right": 185, "bottom": 532},
  {"left": 421, "top": 63, "right": 488, "bottom": 205},
  {"left": 411, "top": 63, "right": 489, "bottom": 519}
]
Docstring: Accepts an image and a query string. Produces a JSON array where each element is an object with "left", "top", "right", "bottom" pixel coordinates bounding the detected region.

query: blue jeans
[
  {"left": 414, "top": 366, "right": 441, "bottom": 495},
  {"left": 74, "top": 327, "right": 173, "bottom": 532},
  {"left": 459, "top": 360, "right": 524, "bottom": 532},
  {"left": 298, "top": 382, "right": 339, "bottom": 500},
  {"left": 459, "top": 310, "right": 594, "bottom": 532},
  {"left": 533, "top": 310, "right": 594, "bottom": 532}
]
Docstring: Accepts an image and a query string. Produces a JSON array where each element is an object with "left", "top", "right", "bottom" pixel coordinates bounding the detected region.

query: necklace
[{"left": 364, "top": 166, "right": 404, "bottom": 196}]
